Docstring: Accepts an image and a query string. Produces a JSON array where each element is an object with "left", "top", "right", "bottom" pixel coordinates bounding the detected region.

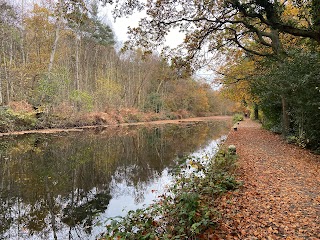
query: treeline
[
  {"left": 107, "top": 0, "right": 320, "bottom": 152},
  {"left": 0, "top": 0, "right": 234, "bottom": 131},
  {"left": 221, "top": 37, "right": 320, "bottom": 151}
]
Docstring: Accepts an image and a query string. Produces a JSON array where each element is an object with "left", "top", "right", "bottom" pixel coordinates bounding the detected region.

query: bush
[
  {"left": 0, "top": 107, "right": 14, "bottom": 132},
  {"left": 144, "top": 92, "right": 163, "bottom": 113},
  {"left": 165, "top": 112, "right": 179, "bottom": 120},
  {"left": 213, "top": 149, "right": 238, "bottom": 173},
  {"left": 70, "top": 90, "right": 94, "bottom": 112},
  {"left": 0, "top": 107, "right": 38, "bottom": 132},
  {"left": 232, "top": 113, "right": 244, "bottom": 123}
]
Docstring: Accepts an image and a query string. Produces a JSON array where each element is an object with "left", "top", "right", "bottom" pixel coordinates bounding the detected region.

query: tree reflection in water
[{"left": 0, "top": 120, "right": 230, "bottom": 239}]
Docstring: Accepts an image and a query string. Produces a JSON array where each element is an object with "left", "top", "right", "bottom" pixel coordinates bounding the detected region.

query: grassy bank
[{"left": 102, "top": 146, "right": 241, "bottom": 239}]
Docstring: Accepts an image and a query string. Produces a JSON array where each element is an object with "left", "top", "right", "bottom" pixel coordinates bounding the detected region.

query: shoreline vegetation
[
  {"left": 0, "top": 103, "right": 232, "bottom": 137},
  {"left": 101, "top": 131, "right": 240, "bottom": 239}
]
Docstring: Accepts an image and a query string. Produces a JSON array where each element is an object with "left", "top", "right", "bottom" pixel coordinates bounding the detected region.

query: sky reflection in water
[{"left": 0, "top": 120, "right": 230, "bottom": 239}]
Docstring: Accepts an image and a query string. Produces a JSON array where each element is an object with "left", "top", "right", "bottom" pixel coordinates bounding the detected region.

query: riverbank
[
  {"left": 102, "top": 120, "right": 240, "bottom": 239},
  {"left": 0, "top": 105, "right": 197, "bottom": 134},
  {"left": 214, "top": 119, "right": 320, "bottom": 239},
  {"left": 0, "top": 115, "right": 231, "bottom": 137}
]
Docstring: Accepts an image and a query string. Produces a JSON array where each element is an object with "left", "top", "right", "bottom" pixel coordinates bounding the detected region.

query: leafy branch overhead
[{"left": 104, "top": 0, "right": 320, "bottom": 68}]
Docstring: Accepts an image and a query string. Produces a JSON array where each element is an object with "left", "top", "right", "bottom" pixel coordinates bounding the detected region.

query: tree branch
[
  {"left": 227, "top": 0, "right": 320, "bottom": 42},
  {"left": 227, "top": 28, "right": 274, "bottom": 57}
]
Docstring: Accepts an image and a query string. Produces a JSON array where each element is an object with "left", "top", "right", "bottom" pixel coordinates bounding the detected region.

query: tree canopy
[
  {"left": 103, "top": 0, "right": 320, "bottom": 150},
  {"left": 105, "top": 0, "right": 320, "bottom": 69}
]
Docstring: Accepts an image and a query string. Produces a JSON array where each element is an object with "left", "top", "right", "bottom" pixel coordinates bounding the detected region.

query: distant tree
[
  {"left": 88, "top": 0, "right": 114, "bottom": 46},
  {"left": 0, "top": 0, "right": 19, "bottom": 105}
]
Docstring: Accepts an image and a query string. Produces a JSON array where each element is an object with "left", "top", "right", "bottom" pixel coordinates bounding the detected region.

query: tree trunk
[
  {"left": 156, "top": 79, "right": 164, "bottom": 94},
  {"left": 48, "top": 4, "right": 62, "bottom": 74},
  {"left": 270, "top": 29, "right": 284, "bottom": 55},
  {"left": 0, "top": 73, "right": 3, "bottom": 106},
  {"left": 7, "top": 31, "right": 14, "bottom": 103},
  {"left": 1, "top": 36, "right": 5, "bottom": 106},
  {"left": 6, "top": 34, "right": 13, "bottom": 104},
  {"left": 3, "top": 57, "right": 9, "bottom": 105},
  {"left": 75, "top": 36, "right": 80, "bottom": 91},
  {"left": 281, "top": 95, "right": 290, "bottom": 136},
  {"left": 75, "top": 34, "right": 81, "bottom": 112},
  {"left": 270, "top": 31, "right": 289, "bottom": 136},
  {"left": 20, "top": 0, "right": 26, "bottom": 66},
  {"left": 254, "top": 103, "right": 259, "bottom": 120}
]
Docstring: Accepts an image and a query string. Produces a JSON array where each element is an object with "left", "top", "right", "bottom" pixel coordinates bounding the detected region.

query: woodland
[
  {"left": 100, "top": 0, "right": 320, "bottom": 237},
  {"left": 1, "top": 0, "right": 319, "bottom": 238},
  {"left": 103, "top": 0, "right": 320, "bottom": 152},
  {"left": 0, "top": 0, "right": 235, "bottom": 133},
  {"left": 1, "top": 0, "right": 319, "bottom": 151},
  {"left": 0, "top": 0, "right": 320, "bottom": 150}
]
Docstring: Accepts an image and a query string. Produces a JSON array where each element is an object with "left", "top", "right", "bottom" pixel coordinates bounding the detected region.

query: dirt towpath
[{"left": 217, "top": 119, "right": 320, "bottom": 239}]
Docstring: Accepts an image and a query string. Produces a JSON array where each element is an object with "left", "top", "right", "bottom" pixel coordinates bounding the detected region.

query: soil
[
  {"left": 0, "top": 115, "right": 232, "bottom": 137},
  {"left": 213, "top": 119, "right": 320, "bottom": 239}
]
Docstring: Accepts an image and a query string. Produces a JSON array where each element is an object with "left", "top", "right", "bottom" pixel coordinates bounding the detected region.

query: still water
[{"left": 0, "top": 120, "right": 230, "bottom": 239}]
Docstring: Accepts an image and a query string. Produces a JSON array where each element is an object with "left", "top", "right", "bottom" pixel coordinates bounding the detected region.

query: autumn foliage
[{"left": 0, "top": 0, "right": 237, "bottom": 133}]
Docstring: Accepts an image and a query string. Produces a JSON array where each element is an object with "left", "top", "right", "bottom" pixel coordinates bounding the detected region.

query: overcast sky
[
  {"left": 99, "top": 4, "right": 219, "bottom": 86},
  {"left": 99, "top": 4, "right": 184, "bottom": 48}
]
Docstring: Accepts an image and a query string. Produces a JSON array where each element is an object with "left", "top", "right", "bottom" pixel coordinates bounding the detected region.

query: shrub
[
  {"left": 8, "top": 101, "right": 33, "bottom": 113},
  {"left": 0, "top": 107, "right": 38, "bottom": 132},
  {"left": 144, "top": 92, "right": 163, "bottom": 113},
  {"left": 232, "top": 113, "right": 244, "bottom": 123},
  {"left": 9, "top": 110, "right": 37, "bottom": 130},
  {"left": 165, "top": 112, "right": 179, "bottom": 120},
  {"left": 213, "top": 148, "right": 238, "bottom": 173},
  {"left": 70, "top": 90, "right": 94, "bottom": 112},
  {"left": 0, "top": 107, "right": 14, "bottom": 132},
  {"left": 251, "top": 50, "right": 320, "bottom": 150}
]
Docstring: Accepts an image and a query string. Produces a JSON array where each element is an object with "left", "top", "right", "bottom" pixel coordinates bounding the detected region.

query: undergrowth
[
  {"left": 0, "top": 104, "right": 194, "bottom": 133},
  {"left": 102, "top": 148, "right": 240, "bottom": 239},
  {"left": 232, "top": 113, "right": 244, "bottom": 124},
  {"left": 0, "top": 107, "right": 37, "bottom": 132}
]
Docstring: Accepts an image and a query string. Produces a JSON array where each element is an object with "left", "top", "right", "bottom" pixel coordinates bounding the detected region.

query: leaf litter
[{"left": 209, "top": 120, "right": 320, "bottom": 239}]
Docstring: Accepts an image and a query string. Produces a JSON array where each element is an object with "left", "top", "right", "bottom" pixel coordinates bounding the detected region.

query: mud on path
[
  {"left": 0, "top": 115, "right": 231, "bottom": 137},
  {"left": 217, "top": 119, "right": 320, "bottom": 239}
]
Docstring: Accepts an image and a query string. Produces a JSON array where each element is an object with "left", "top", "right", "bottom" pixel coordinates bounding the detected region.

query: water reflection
[{"left": 0, "top": 120, "right": 230, "bottom": 239}]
